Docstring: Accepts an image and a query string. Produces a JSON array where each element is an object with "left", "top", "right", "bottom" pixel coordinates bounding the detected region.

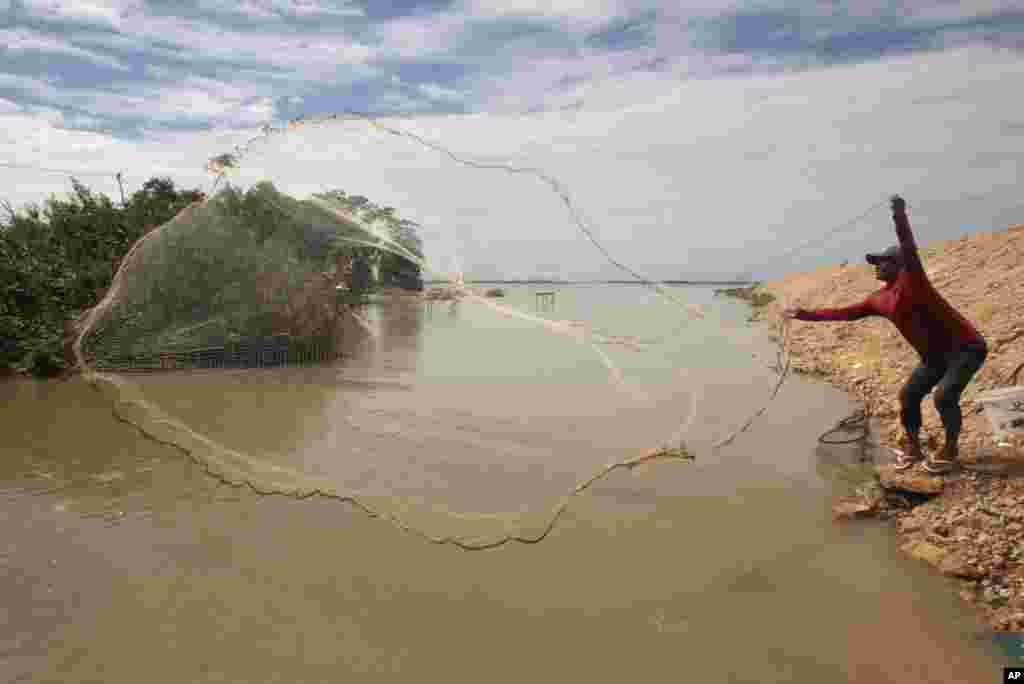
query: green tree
[{"left": 0, "top": 176, "right": 204, "bottom": 375}]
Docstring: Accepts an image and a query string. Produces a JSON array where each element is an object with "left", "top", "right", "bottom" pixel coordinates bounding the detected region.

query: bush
[{"left": 1, "top": 177, "right": 203, "bottom": 375}]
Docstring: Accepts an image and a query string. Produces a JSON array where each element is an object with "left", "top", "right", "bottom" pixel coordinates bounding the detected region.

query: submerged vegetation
[
  {"left": 715, "top": 284, "right": 776, "bottom": 308},
  {"left": 1, "top": 178, "right": 423, "bottom": 376}
]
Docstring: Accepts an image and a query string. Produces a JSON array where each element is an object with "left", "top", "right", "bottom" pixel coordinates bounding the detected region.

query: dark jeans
[{"left": 899, "top": 340, "right": 988, "bottom": 441}]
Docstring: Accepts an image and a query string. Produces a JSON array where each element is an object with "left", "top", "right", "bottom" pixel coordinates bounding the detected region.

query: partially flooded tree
[{"left": 0, "top": 177, "right": 203, "bottom": 375}]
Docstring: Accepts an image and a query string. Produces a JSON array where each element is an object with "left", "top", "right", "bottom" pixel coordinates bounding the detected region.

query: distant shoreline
[{"left": 423, "top": 279, "right": 753, "bottom": 286}]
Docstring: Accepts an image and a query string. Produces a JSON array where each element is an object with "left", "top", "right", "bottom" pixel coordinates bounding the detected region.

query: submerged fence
[{"left": 92, "top": 334, "right": 342, "bottom": 373}]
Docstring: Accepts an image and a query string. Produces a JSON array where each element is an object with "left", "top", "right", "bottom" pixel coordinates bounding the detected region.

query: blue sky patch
[{"left": 700, "top": 7, "right": 1024, "bottom": 63}]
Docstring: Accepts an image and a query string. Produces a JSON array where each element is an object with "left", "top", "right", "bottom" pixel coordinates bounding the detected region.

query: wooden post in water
[{"left": 535, "top": 290, "right": 556, "bottom": 310}]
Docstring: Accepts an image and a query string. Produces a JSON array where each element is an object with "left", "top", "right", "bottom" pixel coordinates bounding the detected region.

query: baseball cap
[{"left": 865, "top": 245, "right": 904, "bottom": 265}]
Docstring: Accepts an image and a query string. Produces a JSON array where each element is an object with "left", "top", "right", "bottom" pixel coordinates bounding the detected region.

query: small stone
[
  {"left": 902, "top": 539, "right": 949, "bottom": 567},
  {"left": 899, "top": 516, "right": 924, "bottom": 534},
  {"left": 966, "top": 516, "right": 987, "bottom": 530},
  {"left": 833, "top": 499, "right": 874, "bottom": 521},
  {"left": 939, "top": 551, "right": 986, "bottom": 579}
]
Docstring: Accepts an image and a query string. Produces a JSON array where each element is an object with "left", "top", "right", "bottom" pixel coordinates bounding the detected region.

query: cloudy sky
[{"left": 2, "top": 0, "right": 1023, "bottom": 280}]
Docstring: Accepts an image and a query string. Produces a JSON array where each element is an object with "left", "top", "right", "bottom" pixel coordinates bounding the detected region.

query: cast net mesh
[{"left": 71, "top": 112, "right": 891, "bottom": 548}]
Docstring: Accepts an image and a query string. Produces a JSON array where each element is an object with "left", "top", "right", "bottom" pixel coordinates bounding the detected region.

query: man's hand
[
  {"left": 782, "top": 307, "right": 803, "bottom": 320},
  {"left": 891, "top": 195, "right": 906, "bottom": 214}
]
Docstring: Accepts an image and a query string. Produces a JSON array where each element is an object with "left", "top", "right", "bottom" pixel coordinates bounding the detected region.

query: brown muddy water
[{"left": 0, "top": 285, "right": 1010, "bottom": 682}]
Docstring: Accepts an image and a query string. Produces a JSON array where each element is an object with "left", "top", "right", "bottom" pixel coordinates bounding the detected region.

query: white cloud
[
  {"left": 66, "top": 10, "right": 378, "bottom": 80},
  {"left": 279, "top": 0, "right": 363, "bottom": 17},
  {"left": 27, "top": 106, "right": 64, "bottom": 126},
  {"left": 63, "top": 113, "right": 108, "bottom": 130},
  {"left": 0, "top": 71, "right": 59, "bottom": 100},
  {"left": 458, "top": 0, "right": 630, "bottom": 28},
  {"left": 203, "top": 0, "right": 278, "bottom": 18},
  {"left": 108, "top": 77, "right": 279, "bottom": 126},
  {"left": 152, "top": 89, "right": 250, "bottom": 121},
  {"left": 903, "top": 1, "right": 1011, "bottom": 22},
  {"left": 375, "top": 12, "right": 471, "bottom": 59},
  {"left": 418, "top": 83, "right": 463, "bottom": 103},
  {"left": 370, "top": 90, "right": 435, "bottom": 112},
  {"left": 0, "top": 71, "right": 281, "bottom": 131},
  {"left": 0, "top": 97, "right": 21, "bottom": 114},
  {"left": 0, "top": 28, "right": 130, "bottom": 71},
  {"left": 22, "top": 0, "right": 133, "bottom": 28},
  {"left": 467, "top": 47, "right": 666, "bottom": 114},
  {"left": 196, "top": 0, "right": 364, "bottom": 18},
  {"left": 246, "top": 96, "right": 275, "bottom": 120}
]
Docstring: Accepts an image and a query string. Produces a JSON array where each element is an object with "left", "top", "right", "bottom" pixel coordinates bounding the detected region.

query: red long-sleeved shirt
[{"left": 795, "top": 209, "right": 983, "bottom": 360}]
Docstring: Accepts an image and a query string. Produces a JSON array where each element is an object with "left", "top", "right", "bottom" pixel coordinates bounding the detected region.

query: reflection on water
[{"left": 0, "top": 286, "right": 1010, "bottom": 682}]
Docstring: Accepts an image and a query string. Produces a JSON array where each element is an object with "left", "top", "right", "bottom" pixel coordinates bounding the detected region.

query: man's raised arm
[{"left": 891, "top": 195, "right": 924, "bottom": 274}]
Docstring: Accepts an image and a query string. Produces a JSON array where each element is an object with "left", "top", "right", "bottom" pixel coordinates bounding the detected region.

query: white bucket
[{"left": 976, "top": 386, "right": 1024, "bottom": 443}]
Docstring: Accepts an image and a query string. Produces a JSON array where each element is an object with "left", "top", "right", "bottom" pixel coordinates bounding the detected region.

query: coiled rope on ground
[{"left": 818, "top": 406, "right": 872, "bottom": 445}]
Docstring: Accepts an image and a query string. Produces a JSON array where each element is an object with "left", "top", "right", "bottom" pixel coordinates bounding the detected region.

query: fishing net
[{"left": 73, "top": 111, "right": 897, "bottom": 548}]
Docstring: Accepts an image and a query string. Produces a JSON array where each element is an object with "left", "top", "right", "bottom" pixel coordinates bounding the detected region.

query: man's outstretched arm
[
  {"left": 890, "top": 195, "right": 925, "bottom": 275},
  {"left": 784, "top": 299, "right": 874, "bottom": 322}
]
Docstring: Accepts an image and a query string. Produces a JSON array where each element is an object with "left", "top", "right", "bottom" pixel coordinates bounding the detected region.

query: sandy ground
[{"left": 757, "top": 221, "right": 1024, "bottom": 630}]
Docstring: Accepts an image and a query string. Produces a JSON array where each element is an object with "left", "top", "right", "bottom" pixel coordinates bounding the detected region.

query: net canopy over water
[
  {"left": 73, "top": 111, "right": 899, "bottom": 548},
  {"left": 81, "top": 184, "right": 370, "bottom": 368}
]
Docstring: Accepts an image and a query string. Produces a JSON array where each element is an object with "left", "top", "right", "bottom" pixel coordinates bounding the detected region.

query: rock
[
  {"left": 965, "top": 516, "right": 987, "bottom": 530},
  {"left": 939, "top": 551, "right": 986, "bottom": 579},
  {"left": 901, "top": 539, "right": 948, "bottom": 567},
  {"left": 833, "top": 499, "right": 874, "bottom": 521},
  {"left": 876, "top": 465, "right": 945, "bottom": 495},
  {"left": 943, "top": 512, "right": 964, "bottom": 526},
  {"left": 969, "top": 446, "right": 1024, "bottom": 466},
  {"left": 899, "top": 515, "right": 925, "bottom": 534}
]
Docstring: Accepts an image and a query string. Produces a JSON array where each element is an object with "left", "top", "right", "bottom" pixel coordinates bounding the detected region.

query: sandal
[
  {"left": 923, "top": 457, "right": 959, "bottom": 474},
  {"left": 892, "top": 448, "right": 922, "bottom": 471}
]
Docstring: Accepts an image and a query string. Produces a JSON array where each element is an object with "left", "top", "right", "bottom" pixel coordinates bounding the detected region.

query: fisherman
[{"left": 783, "top": 196, "right": 987, "bottom": 473}]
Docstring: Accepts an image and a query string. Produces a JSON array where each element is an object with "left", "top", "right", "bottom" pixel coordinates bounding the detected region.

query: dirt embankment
[{"left": 756, "top": 222, "right": 1024, "bottom": 630}]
